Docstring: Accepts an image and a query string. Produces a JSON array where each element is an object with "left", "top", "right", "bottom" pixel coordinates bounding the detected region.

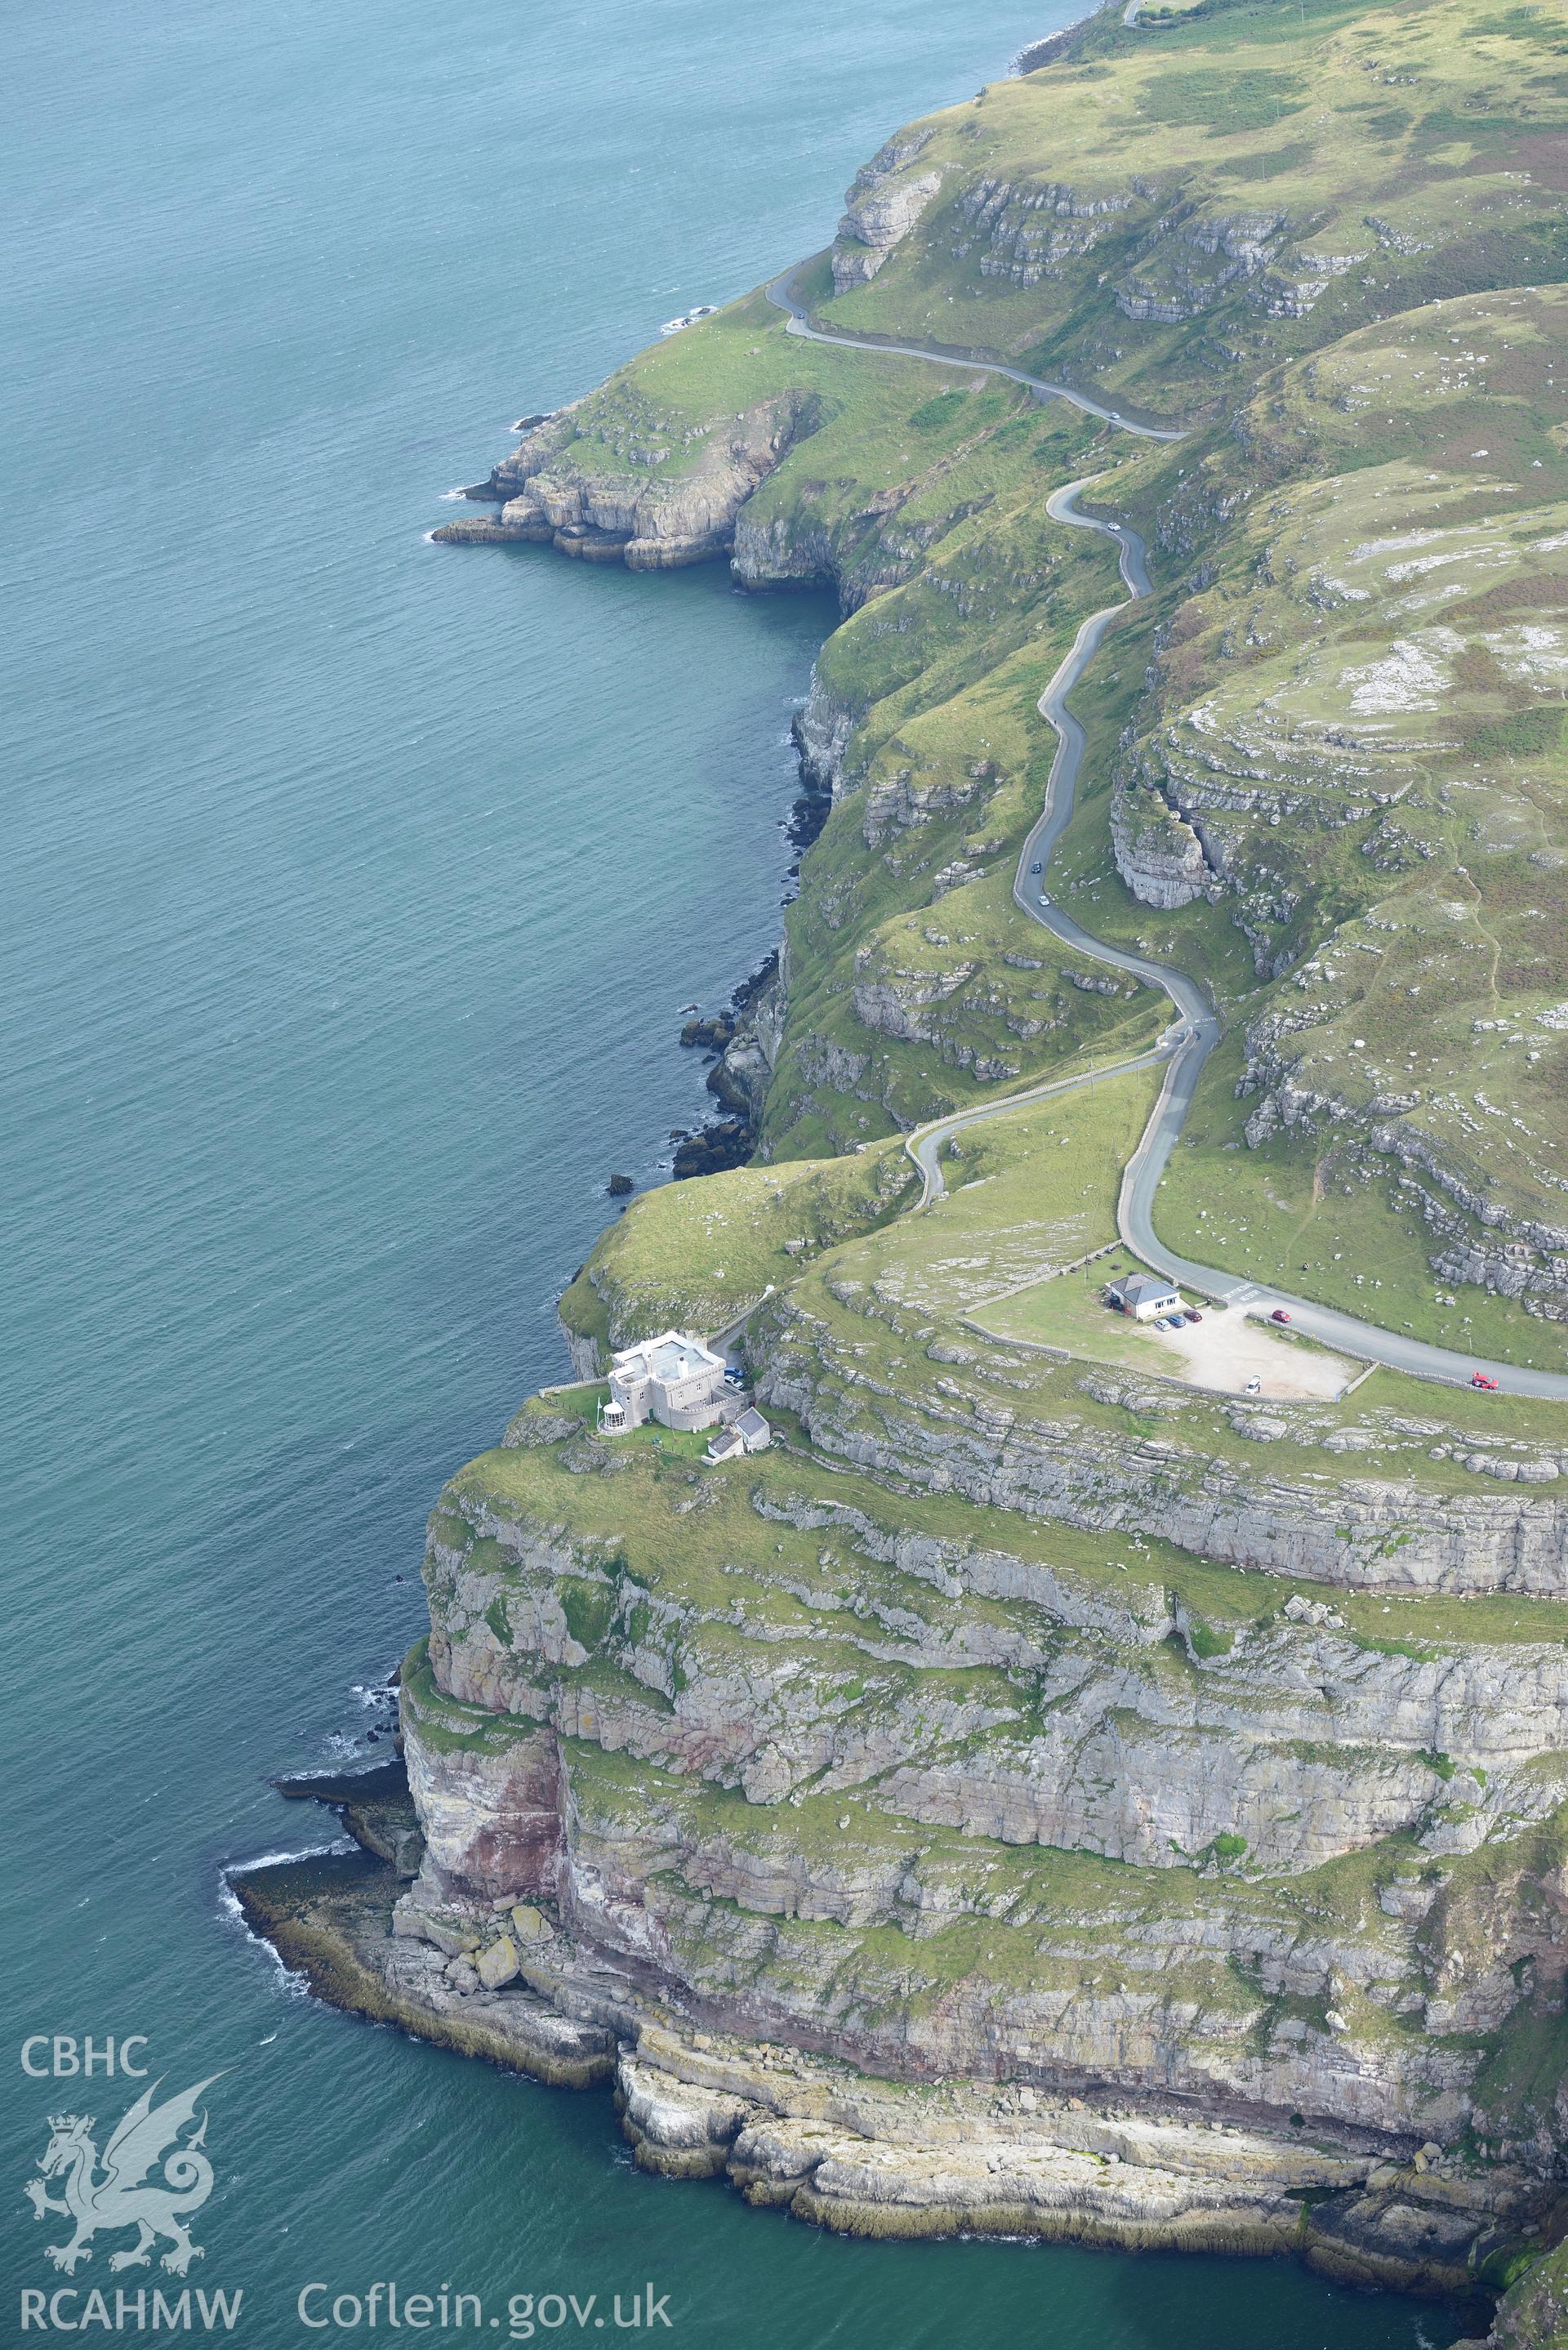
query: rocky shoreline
[
  {"left": 439, "top": 409, "right": 838, "bottom": 1195},
  {"left": 234, "top": 1763, "right": 1538, "bottom": 2317},
  {"left": 671, "top": 949, "right": 788, "bottom": 1181},
  {"left": 432, "top": 390, "right": 821, "bottom": 571}
]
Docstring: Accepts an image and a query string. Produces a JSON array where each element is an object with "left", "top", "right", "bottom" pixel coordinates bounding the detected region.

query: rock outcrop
[
  {"left": 1232, "top": 1015, "right": 1568, "bottom": 1325},
  {"left": 674, "top": 950, "right": 787, "bottom": 1176},
  {"left": 791, "top": 672, "right": 858, "bottom": 798},
  {"left": 434, "top": 393, "right": 819, "bottom": 570},
  {"left": 327, "top": 1385, "right": 1568, "bottom": 2234},
  {"left": 1111, "top": 780, "right": 1213, "bottom": 909},
  {"left": 760, "top": 1298, "right": 1568, "bottom": 1595},
  {"left": 832, "top": 136, "right": 943, "bottom": 292},
  {"left": 238, "top": 1807, "right": 1536, "bottom": 2306},
  {"left": 1115, "top": 207, "right": 1288, "bottom": 325},
  {"left": 955, "top": 177, "right": 1137, "bottom": 288}
]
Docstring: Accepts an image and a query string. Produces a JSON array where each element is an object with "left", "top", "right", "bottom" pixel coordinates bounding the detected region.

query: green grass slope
[
  {"left": 817, "top": 0, "right": 1568, "bottom": 421},
  {"left": 504, "top": 6, "right": 1566, "bottom": 1359},
  {"left": 1100, "top": 283, "right": 1568, "bottom": 1365}
]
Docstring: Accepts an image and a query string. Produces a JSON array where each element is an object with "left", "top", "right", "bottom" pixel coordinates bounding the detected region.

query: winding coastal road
[
  {"left": 766, "top": 270, "right": 1568, "bottom": 1398},
  {"left": 765, "top": 270, "right": 1186, "bottom": 442}
]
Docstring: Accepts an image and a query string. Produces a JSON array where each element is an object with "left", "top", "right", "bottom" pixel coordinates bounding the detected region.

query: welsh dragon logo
[{"left": 24, "top": 2077, "right": 220, "bottom": 2276}]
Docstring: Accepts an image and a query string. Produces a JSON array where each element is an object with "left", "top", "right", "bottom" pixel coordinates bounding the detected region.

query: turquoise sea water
[{"left": 3, "top": 1, "right": 1461, "bottom": 2342}]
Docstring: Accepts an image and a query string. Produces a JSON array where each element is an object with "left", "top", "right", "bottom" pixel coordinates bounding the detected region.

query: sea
[{"left": 2, "top": 0, "right": 1462, "bottom": 2341}]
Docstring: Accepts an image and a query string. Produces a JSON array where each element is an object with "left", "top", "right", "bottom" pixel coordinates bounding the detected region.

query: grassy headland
[{"left": 404, "top": 3, "right": 1568, "bottom": 2317}]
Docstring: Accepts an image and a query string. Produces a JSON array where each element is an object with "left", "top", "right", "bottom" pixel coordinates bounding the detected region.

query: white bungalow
[
  {"left": 604, "top": 1330, "right": 728, "bottom": 1434},
  {"left": 1106, "top": 1272, "right": 1183, "bottom": 1322}
]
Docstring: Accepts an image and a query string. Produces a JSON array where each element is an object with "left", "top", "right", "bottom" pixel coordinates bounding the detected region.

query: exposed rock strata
[
  {"left": 236, "top": 1791, "right": 1542, "bottom": 2309},
  {"left": 340, "top": 1402, "right": 1568, "bottom": 2232},
  {"left": 760, "top": 1300, "right": 1568, "bottom": 1594},
  {"left": 791, "top": 672, "right": 859, "bottom": 799},
  {"left": 434, "top": 394, "right": 819, "bottom": 571},
  {"left": 353, "top": 7, "right": 1568, "bottom": 2304},
  {"left": 832, "top": 137, "right": 943, "bottom": 292},
  {"left": 1234, "top": 1019, "right": 1568, "bottom": 1322},
  {"left": 956, "top": 177, "right": 1135, "bottom": 289},
  {"left": 1116, "top": 207, "right": 1289, "bottom": 325},
  {"left": 1111, "top": 781, "right": 1213, "bottom": 909}
]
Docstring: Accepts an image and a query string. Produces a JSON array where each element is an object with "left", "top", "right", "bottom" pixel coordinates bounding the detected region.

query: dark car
[
  {"left": 1184, "top": 1310, "right": 1203, "bottom": 1324},
  {"left": 1030, "top": 860, "right": 1043, "bottom": 875}
]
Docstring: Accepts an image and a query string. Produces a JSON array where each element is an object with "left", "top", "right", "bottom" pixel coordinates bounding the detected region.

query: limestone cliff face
[
  {"left": 949, "top": 176, "right": 1330, "bottom": 326},
  {"left": 760, "top": 1300, "right": 1568, "bottom": 1594},
  {"left": 557, "top": 1319, "right": 604, "bottom": 1383},
  {"left": 1114, "top": 206, "right": 1290, "bottom": 325},
  {"left": 352, "top": 1763, "right": 1555, "bottom": 2294},
  {"left": 703, "top": 952, "right": 786, "bottom": 1135},
  {"left": 1235, "top": 1015, "right": 1568, "bottom": 1330},
  {"left": 831, "top": 135, "right": 943, "bottom": 292},
  {"left": 402, "top": 1679, "right": 562, "bottom": 1899},
  {"left": 1110, "top": 779, "right": 1213, "bottom": 910},
  {"left": 392, "top": 11, "right": 1568, "bottom": 2288},
  {"left": 384, "top": 1416, "right": 1568, "bottom": 2190},
  {"left": 434, "top": 393, "right": 819, "bottom": 570},
  {"left": 791, "top": 672, "right": 858, "bottom": 799},
  {"left": 420, "top": 1496, "right": 1568, "bottom": 1881},
  {"left": 731, "top": 507, "right": 837, "bottom": 594},
  {"left": 955, "top": 176, "right": 1137, "bottom": 289}
]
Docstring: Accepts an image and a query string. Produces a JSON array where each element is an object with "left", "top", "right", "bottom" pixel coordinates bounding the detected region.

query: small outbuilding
[
  {"left": 704, "top": 1407, "right": 772, "bottom": 1466},
  {"left": 1106, "top": 1273, "right": 1183, "bottom": 1322}
]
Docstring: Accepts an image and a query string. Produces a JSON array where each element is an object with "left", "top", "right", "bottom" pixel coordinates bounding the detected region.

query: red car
[
  {"left": 1471, "top": 1371, "right": 1499, "bottom": 1391},
  {"left": 1270, "top": 1308, "right": 1291, "bottom": 1324}
]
